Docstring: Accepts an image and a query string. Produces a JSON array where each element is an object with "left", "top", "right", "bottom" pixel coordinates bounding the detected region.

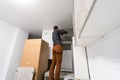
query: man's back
[{"left": 52, "top": 29, "right": 68, "bottom": 46}]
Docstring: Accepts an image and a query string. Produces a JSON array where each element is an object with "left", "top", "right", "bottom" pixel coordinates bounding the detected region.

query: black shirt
[{"left": 52, "top": 29, "right": 68, "bottom": 46}]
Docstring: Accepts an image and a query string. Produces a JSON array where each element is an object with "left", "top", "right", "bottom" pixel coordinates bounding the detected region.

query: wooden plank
[
  {"left": 38, "top": 40, "right": 49, "bottom": 80},
  {"left": 20, "top": 39, "right": 41, "bottom": 80},
  {"left": 20, "top": 39, "right": 49, "bottom": 80}
]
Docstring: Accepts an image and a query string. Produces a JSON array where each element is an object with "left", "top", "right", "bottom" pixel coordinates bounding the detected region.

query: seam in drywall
[
  {"left": 87, "top": 25, "right": 120, "bottom": 47},
  {"left": 85, "top": 47, "right": 91, "bottom": 80}
]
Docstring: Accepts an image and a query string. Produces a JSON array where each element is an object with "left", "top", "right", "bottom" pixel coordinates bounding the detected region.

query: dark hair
[{"left": 53, "top": 26, "right": 58, "bottom": 30}]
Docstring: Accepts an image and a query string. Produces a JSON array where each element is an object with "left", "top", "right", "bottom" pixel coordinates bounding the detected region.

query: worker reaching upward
[{"left": 49, "top": 25, "right": 68, "bottom": 80}]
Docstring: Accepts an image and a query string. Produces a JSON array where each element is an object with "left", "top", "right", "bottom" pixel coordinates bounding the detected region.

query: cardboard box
[{"left": 20, "top": 39, "right": 49, "bottom": 80}]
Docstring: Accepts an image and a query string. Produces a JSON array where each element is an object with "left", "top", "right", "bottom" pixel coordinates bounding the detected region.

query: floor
[{"left": 44, "top": 71, "right": 74, "bottom": 80}]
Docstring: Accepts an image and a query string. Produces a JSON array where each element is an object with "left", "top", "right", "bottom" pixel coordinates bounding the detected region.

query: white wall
[
  {"left": 61, "top": 50, "right": 73, "bottom": 71},
  {"left": 73, "top": 0, "right": 94, "bottom": 46},
  {"left": 72, "top": 37, "right": 89, "bottom": 80},
  {"left": 0, "top": 19, "right": 28, "bottom": 80},
  {"left": 87, "top": 27, "right": 120, "bottom": 80},
  {"left": 42, "top": 30, "right": 53, "bottom": 59}
]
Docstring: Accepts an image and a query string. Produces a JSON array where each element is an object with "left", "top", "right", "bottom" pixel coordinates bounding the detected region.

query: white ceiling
[{"left": 0, "top": 0, "right": 73, "bottom": 36}]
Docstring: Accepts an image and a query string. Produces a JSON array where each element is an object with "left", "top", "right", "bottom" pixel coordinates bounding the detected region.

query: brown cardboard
[{"left": 20, "top": 39, "right": 49, "bottom": 80}]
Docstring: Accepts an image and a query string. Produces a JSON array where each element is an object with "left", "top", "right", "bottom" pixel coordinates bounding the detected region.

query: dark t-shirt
[{"left": 52, "top": 29, "right": 68, "bottom": 45}]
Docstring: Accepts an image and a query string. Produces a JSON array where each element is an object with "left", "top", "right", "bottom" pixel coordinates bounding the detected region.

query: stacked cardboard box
[{"left": 20, "top": 39, "right": 49, "bottom": 80}]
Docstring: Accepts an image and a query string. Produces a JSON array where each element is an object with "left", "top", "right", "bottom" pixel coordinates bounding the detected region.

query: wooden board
[
  {"left": 20, "top": 39, "right": 49, "bottom": 80},
  {"left": 38, "top": 40, "right": 49, "bottom": 80}
]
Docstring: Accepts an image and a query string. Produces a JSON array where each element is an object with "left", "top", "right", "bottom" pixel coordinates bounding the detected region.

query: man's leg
[
  {"left": 54, "top": 45, "right": 63, "bottom": 80},
  {"left": 55, "top": 52, "right": 62, "bottom": 80},
  {"left": 49, "top": 50, "right": 56, "bottom": 80}
]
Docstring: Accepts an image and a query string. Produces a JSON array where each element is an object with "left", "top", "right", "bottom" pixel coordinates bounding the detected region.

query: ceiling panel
[{"left": 0, "top": 0, "right": 73, "bottom": 36}]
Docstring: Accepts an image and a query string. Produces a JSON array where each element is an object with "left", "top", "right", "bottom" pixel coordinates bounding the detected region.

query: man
[{"left": 49, "top": 26, "right": 68, "bottom": 80}]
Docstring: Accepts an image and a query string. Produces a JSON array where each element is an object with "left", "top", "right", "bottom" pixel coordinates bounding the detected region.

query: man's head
[{"left": 53, "top": 25, "right": 58, "bottom": 30}]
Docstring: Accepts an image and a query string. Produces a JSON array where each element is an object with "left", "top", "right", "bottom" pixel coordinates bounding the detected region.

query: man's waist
[{"left": 53, "top": 43, "right": 62, "bottom": 46}]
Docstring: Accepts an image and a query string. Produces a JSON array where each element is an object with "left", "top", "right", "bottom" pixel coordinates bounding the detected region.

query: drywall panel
[
  {"left": 76, "top": 0, "right": 94, "bottom": 35},
  {"left": 61, "top": 50, "right": 73, "bottom": 71},
  {"left": 76, "top": 0, "right": 120, "bottom": 46},
  {"left": 81, "top": 0, "right": 120, "bottom": 37},
  {"left": 0, "top": 19, "right": 18, "bottom": 80},
  {"left": 73, "top": 0, "right": 94, "bottom": 46},
  {"left": 42, "top": 30, "right": 53, "bottom": 59},
  {"left": 87, "top": 26, "right": 120, "bottom": 80},
  {"left": 72, "top": 37, "right": 89, "bottom": 80},
  {"left": 0, "top": 19, "right": 28, "bottom": 80},
  {"left": 6, "top": 28, "right": 28, "bottom": 80}
]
